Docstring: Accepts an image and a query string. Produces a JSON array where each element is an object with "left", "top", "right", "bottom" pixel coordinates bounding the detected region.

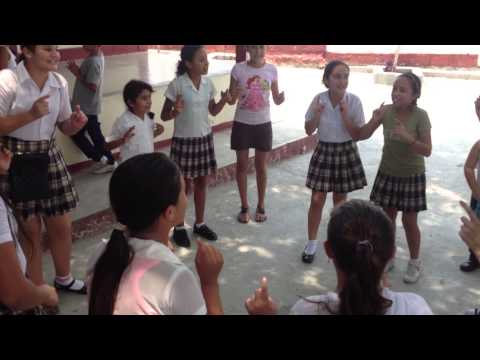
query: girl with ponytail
[
  {"left": 245, "top": 200, "right": 433, "bottom": 315},
  {"left": 87, "top": 153, "right": 224, "bottom": 315}
]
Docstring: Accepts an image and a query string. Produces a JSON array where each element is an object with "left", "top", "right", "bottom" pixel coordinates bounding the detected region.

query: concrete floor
[{"left": 41, "top": 65, "right": 480, "bottom": 315}]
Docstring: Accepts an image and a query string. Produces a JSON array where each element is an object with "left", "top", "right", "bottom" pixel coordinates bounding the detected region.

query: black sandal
[
  {"left": 255, "top": 207, "right": 267, "bottom": 223},
  {"left": 237, "top": 207, "right": 250, "bottom": 224},
  {"left": 301, "top": 247, "right": 316, "bottom": 264},
  {"left": 54, "top": 278, "right": 87, "bottom": 295}
]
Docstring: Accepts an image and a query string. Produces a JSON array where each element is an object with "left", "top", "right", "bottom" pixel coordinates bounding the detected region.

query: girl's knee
[
  {"left": 237, "top": 161, "right": 249, "bottom": 173},
  {"left": 194, "top": 176, "right": 208, "bottom": 188},
  {"left": 311, "top": 192, "right": 327, "bottom": 207}
]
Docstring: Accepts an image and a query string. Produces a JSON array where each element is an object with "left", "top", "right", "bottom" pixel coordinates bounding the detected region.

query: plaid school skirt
[
  {"left": 0, "top": 137, "right": 79, "bottom": 219},
  {"left": 370, "top": 171, "right": 427, "bottom": 212},
  {"left": 0, "top": 303, "right": 48, "bottom": 316},
  {"left": 170, "top": 132, "right": 217, "bottom": 179},
  {"left": 306, "top": 140, "right": 367, "bottom": 193}
]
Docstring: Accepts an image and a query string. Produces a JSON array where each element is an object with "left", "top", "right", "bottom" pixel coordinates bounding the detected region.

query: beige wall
[{"left": 57, "top": 73, "right": 235, "bottom": 165}]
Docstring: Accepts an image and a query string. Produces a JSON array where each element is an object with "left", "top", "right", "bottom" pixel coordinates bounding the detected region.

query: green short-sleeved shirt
[{"left": 379, "top": 105, "right": 431, "bottom": 177}]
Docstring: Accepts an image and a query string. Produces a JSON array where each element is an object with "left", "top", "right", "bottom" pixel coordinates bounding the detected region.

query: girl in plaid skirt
[
  {"left": 301, "top": 60, "right": 368, "bottom": 264},
  {"left": 357, "top": 72, "right": 432, "bottom": 284},
  {"left": 0, "top": 145, "right": 59, "bottom": 315},
  {"left": 0, "top": 45, "right": 88, "bottom": 295},
  {"left": 161, "top": 46, "right": 231, "bottom": 248}
]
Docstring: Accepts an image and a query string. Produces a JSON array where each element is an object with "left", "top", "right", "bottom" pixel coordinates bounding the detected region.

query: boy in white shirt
[{"left": 106, "top": 80, "right": 164, "bottom": 163}]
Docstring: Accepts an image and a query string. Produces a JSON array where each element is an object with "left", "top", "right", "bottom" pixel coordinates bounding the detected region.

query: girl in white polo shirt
[
  {"left": 0, "top": 45, "right": 88, "bottom": 296},
  {"left": 87, "top": 153, "right": 224, "bottom": 315},
  {"left": 245, "top": 200, "right": 433, "bottom": 315},
  {"left": 302, "top": 60, "right": 367, "bottom": 264},
  {"left": 161, "top": 45, "right": 231, "bottom": 248}
]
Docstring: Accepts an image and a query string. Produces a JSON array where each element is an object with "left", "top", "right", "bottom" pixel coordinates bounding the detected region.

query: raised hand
[
  {"left": 70, "top": 105, "right": 88, "bottom": 132},
  {"left": 195, "top": 240, "right": 224, "bottom": 287},
  {"left": 313, "top": 99, "right": 326, "bottom": 117},
  {"left": 221, "top": 89, "right": 232, "bottom": 104},
  {"left": 29, "top": 95, "right": 50, "bottom": 119},
  {"left": 122, "top": 126, "right": 136, "bottom": 144},
  {"left": 372, "top": 102, "right": 387, "bottom": 123},
  {"left": 245, "top": 277, "right": 278, "bottom": 315},
  {"left": 392, "top": 119, "right": 413, "bottom": 143},
  {"left": 276, "top": 91, "right": 285, "bottom": 105},
  {"left": 174, "top": 94, "right": 184, "bottom": 114}
]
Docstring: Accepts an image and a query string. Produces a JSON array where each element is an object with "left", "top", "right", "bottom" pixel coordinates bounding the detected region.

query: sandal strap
[
  {"left": 240, "top": 207, "right": 249, "bottom": 213},
  {"left": 256, "top": 207, "right": 265, "bottom": 214}
]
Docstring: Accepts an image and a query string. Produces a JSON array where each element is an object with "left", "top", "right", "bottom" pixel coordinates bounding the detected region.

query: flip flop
[
  {"left": 255, "top": 207, "right": 267, "bottom": 223},
  {"left": 237, "top": 207, "right": 250, "bottom": 224}
]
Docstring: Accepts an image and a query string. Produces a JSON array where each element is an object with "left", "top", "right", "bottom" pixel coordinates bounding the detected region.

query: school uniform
[
  {"left": 370, "top": 105, "right": 431, "bottom": 212},
  {"left": 165, "top": 73, "right": 217, "bottom": 179},
  {"left": 0, "top": 62, "right": 78, "bottom": 218},
  {"left": 305, "top": 91, "right": 367, "bottom": 193}
]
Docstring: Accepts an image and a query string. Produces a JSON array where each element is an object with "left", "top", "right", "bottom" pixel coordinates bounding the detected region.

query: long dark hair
[
  {"left": 176, "top": 45, "right": 203, "bottom": 77},
  {"left": 16, "top": 45, "right": 35, "bottom": 64},
  {"left": 328, "top": 199, "right": 395, "bottom": 315},
  {"left": 88, "top": 153, "right": 182, "bottom": 315}
]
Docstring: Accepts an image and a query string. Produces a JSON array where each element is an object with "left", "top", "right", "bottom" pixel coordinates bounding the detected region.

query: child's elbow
[{"left": 425, "top": 146, "right": 432, "bottom": 157}]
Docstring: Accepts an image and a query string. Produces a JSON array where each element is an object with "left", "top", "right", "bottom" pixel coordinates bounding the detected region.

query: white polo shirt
[
  {"left": 0, "top": 197, "right": 26, "bottom": 275},
  {"left": 164, "top": 73, "right": 216, "bottom": 138},
  {"left": 87, "top": 237, "right": 207, "bottom": 315},
  {"left": 0, "top": 61, "right": 72, "bottom": 141},
  {"left": 110, "top": 110, "right": 155, "bottom": 163},
  {"left": 290, "top": 288, "right": 433, "bottom": 315},
  {"left": 305, "top": 91, "right": 365, "bottom": 143}
]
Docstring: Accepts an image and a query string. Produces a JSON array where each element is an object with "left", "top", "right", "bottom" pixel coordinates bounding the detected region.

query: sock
[
  {"left": 409, "top": 258, "right": 422, "bottom": 266},
  {"left": 55, "top": 274, "right": 85, "bottom": 291},
  {"left": 304, "top": 240, "right": 319, "bottom": 255},
  {"left": 195, "top": 222, "right": 205, "bottom": 228},
  {"left": 175, "top": 225, "right": 186, "bottom": 231}
]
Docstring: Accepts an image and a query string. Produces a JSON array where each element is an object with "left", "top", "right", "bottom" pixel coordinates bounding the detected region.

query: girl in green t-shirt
[{"left": 357, "top": 72, "right": 432, "bottom": 285}]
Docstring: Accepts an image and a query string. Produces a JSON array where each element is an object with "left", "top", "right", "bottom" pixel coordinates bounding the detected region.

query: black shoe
[
  {"left": 193, "top": 224, "right": 218, "bottom": 241},
  {"left": 173, "top": 228, "right": 191, "bottom": 248},
  {"left": 301, "top": 248, "right": 316, "bottom": 264},
  {"left": 460, "top": 258, "right": 480, "bottom": 272},
  {"left": 460, "top": 251, "right": 480, "bottom": 272}
]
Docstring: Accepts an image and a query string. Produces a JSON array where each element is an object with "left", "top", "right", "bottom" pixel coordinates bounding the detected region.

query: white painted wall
[{"left": 327, "top": 45, "right": 480, "bottom": 55}]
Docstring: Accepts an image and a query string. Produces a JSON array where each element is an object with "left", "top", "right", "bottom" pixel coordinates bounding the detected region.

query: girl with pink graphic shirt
[{"left": 228, "top": 45, "right": 285, "bottom": 224}]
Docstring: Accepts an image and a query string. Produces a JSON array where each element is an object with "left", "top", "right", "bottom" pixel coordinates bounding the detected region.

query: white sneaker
[
  {"left": 464, "top": 308, "right": 480, "bottom": 315},
  {"left": 92, "top": 161, "right": 117, "bottom": 175},
  {"left": 403, "top": 259, "right": 422, "bottom": 284},
  {"left": 90, "top": 156, "right": 109, "bottom": 173}
]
